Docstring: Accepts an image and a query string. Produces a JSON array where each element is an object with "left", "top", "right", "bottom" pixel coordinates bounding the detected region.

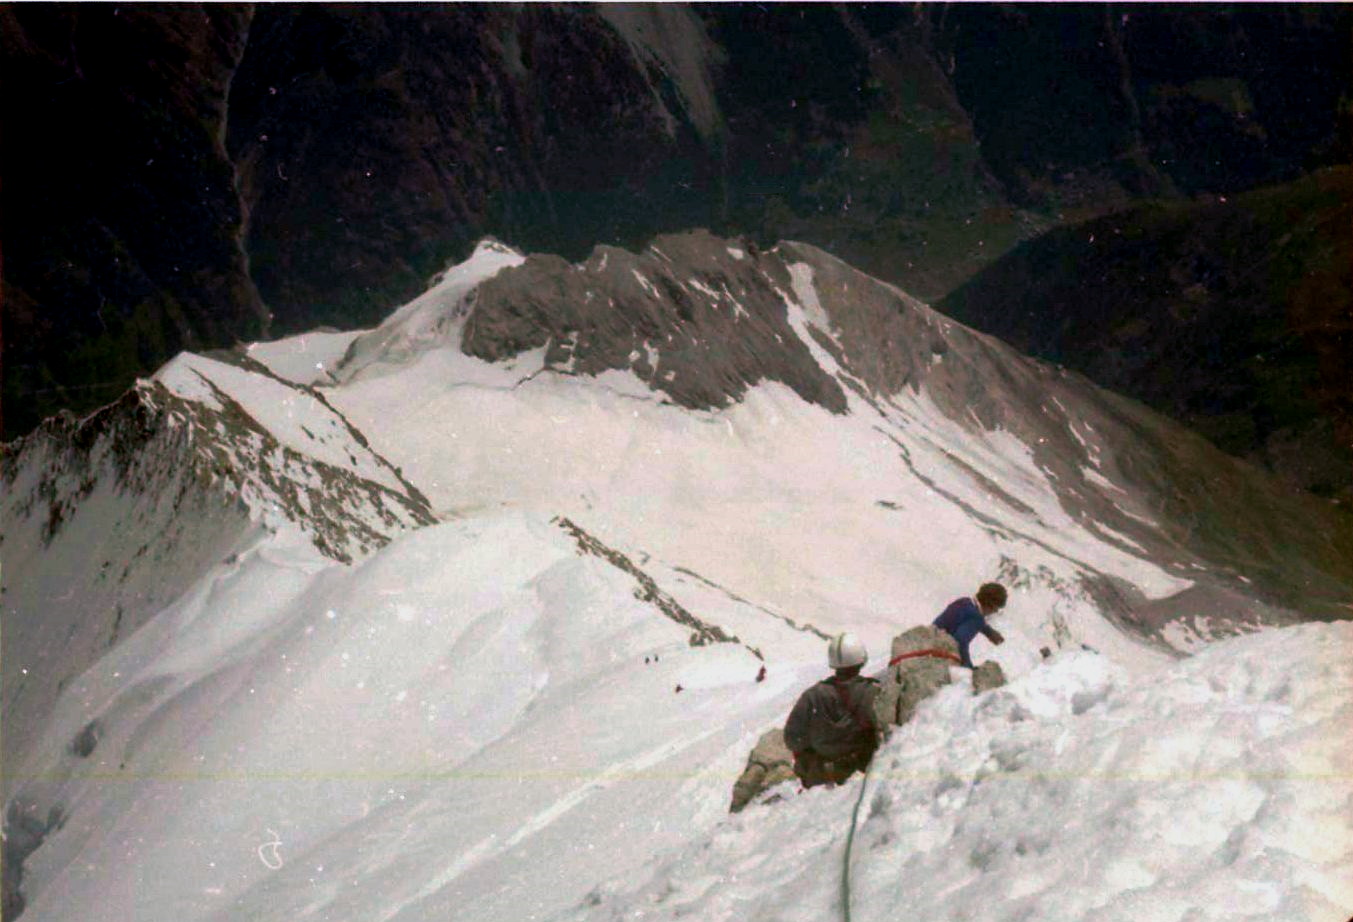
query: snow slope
[
  {"left": 5, "top": 236, "right": 1350, "bottom": 922},
  {"left": 6, "top": 514, "right": 787, "bottom": 922},
  {"left": 0, "top": 350, "right": 436, "bottom": 835},
  {"left": 9, "top": 512, "right": 1348, "bottom": 921},
  {"left": 329, "top": 354, "right": 1184, "bottom": 671},
  {"left": 566, "top": 622, "right": 1353, "bottom": 922}
]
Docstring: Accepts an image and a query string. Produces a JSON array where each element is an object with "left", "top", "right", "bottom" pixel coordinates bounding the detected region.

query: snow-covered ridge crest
[
  {"left": 566, "top": 621, "right": 1353, "bottom": 922},
  {"left": 331, "top": 229, "right": 1351, "bottom": 632},
  {"left": 1, "top": 353, "right": 435, "bottom": 788},
  {"left": 334, "top": 238, "right": 526, "bottom": 383},
  {"left": 150, "top": 351, "right": 436, "bottom": 559},
  {"left": 555, "top": 516, "right": 754, "bottom": 654}
]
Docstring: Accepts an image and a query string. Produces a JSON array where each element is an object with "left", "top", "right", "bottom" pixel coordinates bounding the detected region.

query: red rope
[{"left": 888, "top": 648, "right": 962, "bottom": 667}]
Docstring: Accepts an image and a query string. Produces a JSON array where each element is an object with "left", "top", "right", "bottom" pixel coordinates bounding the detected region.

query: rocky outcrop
[
  {"left": 729, "top": 729, "right": 796, "bottom": 813},
  {"left": 730, "top": 626, "right": 1005, "bottom": 812},
  {"left": 972, "top": 661, "right": 1008, "bottom": 694},
  {"left": 463, "top": 231, "right": 849, "bottom": 413},
  {"left": 876, "top": 626, "right": 964, "bottom": 728},
  {"left": 1, "top": 801, "right": 63, "bottom": 919},
  {"left": 555, "top": 517, "right": 756, "bottom": 653}
]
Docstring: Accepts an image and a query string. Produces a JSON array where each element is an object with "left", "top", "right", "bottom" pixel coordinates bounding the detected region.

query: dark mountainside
[
  {"left": 2, "top": 5, "right": 268, "bottom": 435},
  {"left": 941, "top": 167, "right": 1353, "bottom": 503},
  {"left": 3, "top": 3, "right": 1350, "bottom": 450}
]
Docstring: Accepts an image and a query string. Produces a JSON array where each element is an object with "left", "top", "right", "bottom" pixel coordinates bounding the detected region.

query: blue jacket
[{"left": 933, "top": 597, "right": 998, "bottom": 668}]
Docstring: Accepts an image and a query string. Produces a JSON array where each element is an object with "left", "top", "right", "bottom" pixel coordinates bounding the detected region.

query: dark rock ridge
[
  {"left": 459, "top": 230, "right": 1353, "bottom": 631},
  {"left": 555, "top": 516, "right": 757, "bottom": 656},
  {"left": 6, "top": 3, "right": 1349, "bottom": 439},
  {"left": 461, "top": 233, "right": 850, "bottom": 414},
  {"left": 672, "top": 566, "right": 831, "bottom": 642},
  {"left": 941, "top": 167, "right": 1353, "bottom": 504}
]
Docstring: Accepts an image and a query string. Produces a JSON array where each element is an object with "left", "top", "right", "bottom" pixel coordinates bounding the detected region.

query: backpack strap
[{"left": 832, "top": 678, "right": 874, "bottom": 736}]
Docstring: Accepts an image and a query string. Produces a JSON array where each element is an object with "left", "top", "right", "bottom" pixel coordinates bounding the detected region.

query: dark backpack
[{"left": 811, "top": 678, "right": 877, "bottom": 759}]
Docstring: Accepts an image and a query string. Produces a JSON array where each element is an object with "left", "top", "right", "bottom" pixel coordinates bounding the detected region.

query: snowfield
[
  {"left": 5, "top": 240, "right": 1351, "bottom": 922},
  {"left": 8, "top": 513, "right": 795, "bottom": 922},
  {"left": 12, "top": 509, "right": 1350, "bottom": 922}
]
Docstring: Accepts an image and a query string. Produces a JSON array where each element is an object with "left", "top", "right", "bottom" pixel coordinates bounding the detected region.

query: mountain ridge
[
  {"left": 380, "top": 230, "right": 1352, "bottom": 626},
  {"left": 1, "top": 349, "right": 436, "bottom": 796},
  {"left": 4, "top": 230, "right": 1351, "bottom": 921}
]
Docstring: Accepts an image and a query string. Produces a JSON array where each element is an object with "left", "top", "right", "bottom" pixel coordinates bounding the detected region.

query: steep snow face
[
  {"left": 0, "top": 391, "right": 250, "bottom": 796},
  {"left": 1, "top": 355, "right": 434, "bottom": 796},
  {"left": 565, "top": 622, "right": 1353, "bottom": 922},
  {"left": 5, "top": 514, "right": 784, "bottom": 922}
]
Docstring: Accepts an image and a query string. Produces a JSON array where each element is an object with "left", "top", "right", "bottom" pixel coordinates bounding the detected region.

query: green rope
[{"left": 841, "top": 761, "right": 872, "bottom": 922}]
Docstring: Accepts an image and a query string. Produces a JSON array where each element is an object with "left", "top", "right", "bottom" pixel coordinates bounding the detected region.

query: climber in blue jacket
[{"left": 933, "top": 582, "right": 1007, "bottom": 668}]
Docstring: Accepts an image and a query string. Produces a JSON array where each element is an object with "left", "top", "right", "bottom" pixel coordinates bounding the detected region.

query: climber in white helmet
[{"left": 783, "top": 632, "right": 882, "bottom": 788}]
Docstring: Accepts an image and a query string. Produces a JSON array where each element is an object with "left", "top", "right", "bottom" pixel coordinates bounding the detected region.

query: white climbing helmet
[{"left": 827, "top": 632, "right": 867, "bottom": 669}]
